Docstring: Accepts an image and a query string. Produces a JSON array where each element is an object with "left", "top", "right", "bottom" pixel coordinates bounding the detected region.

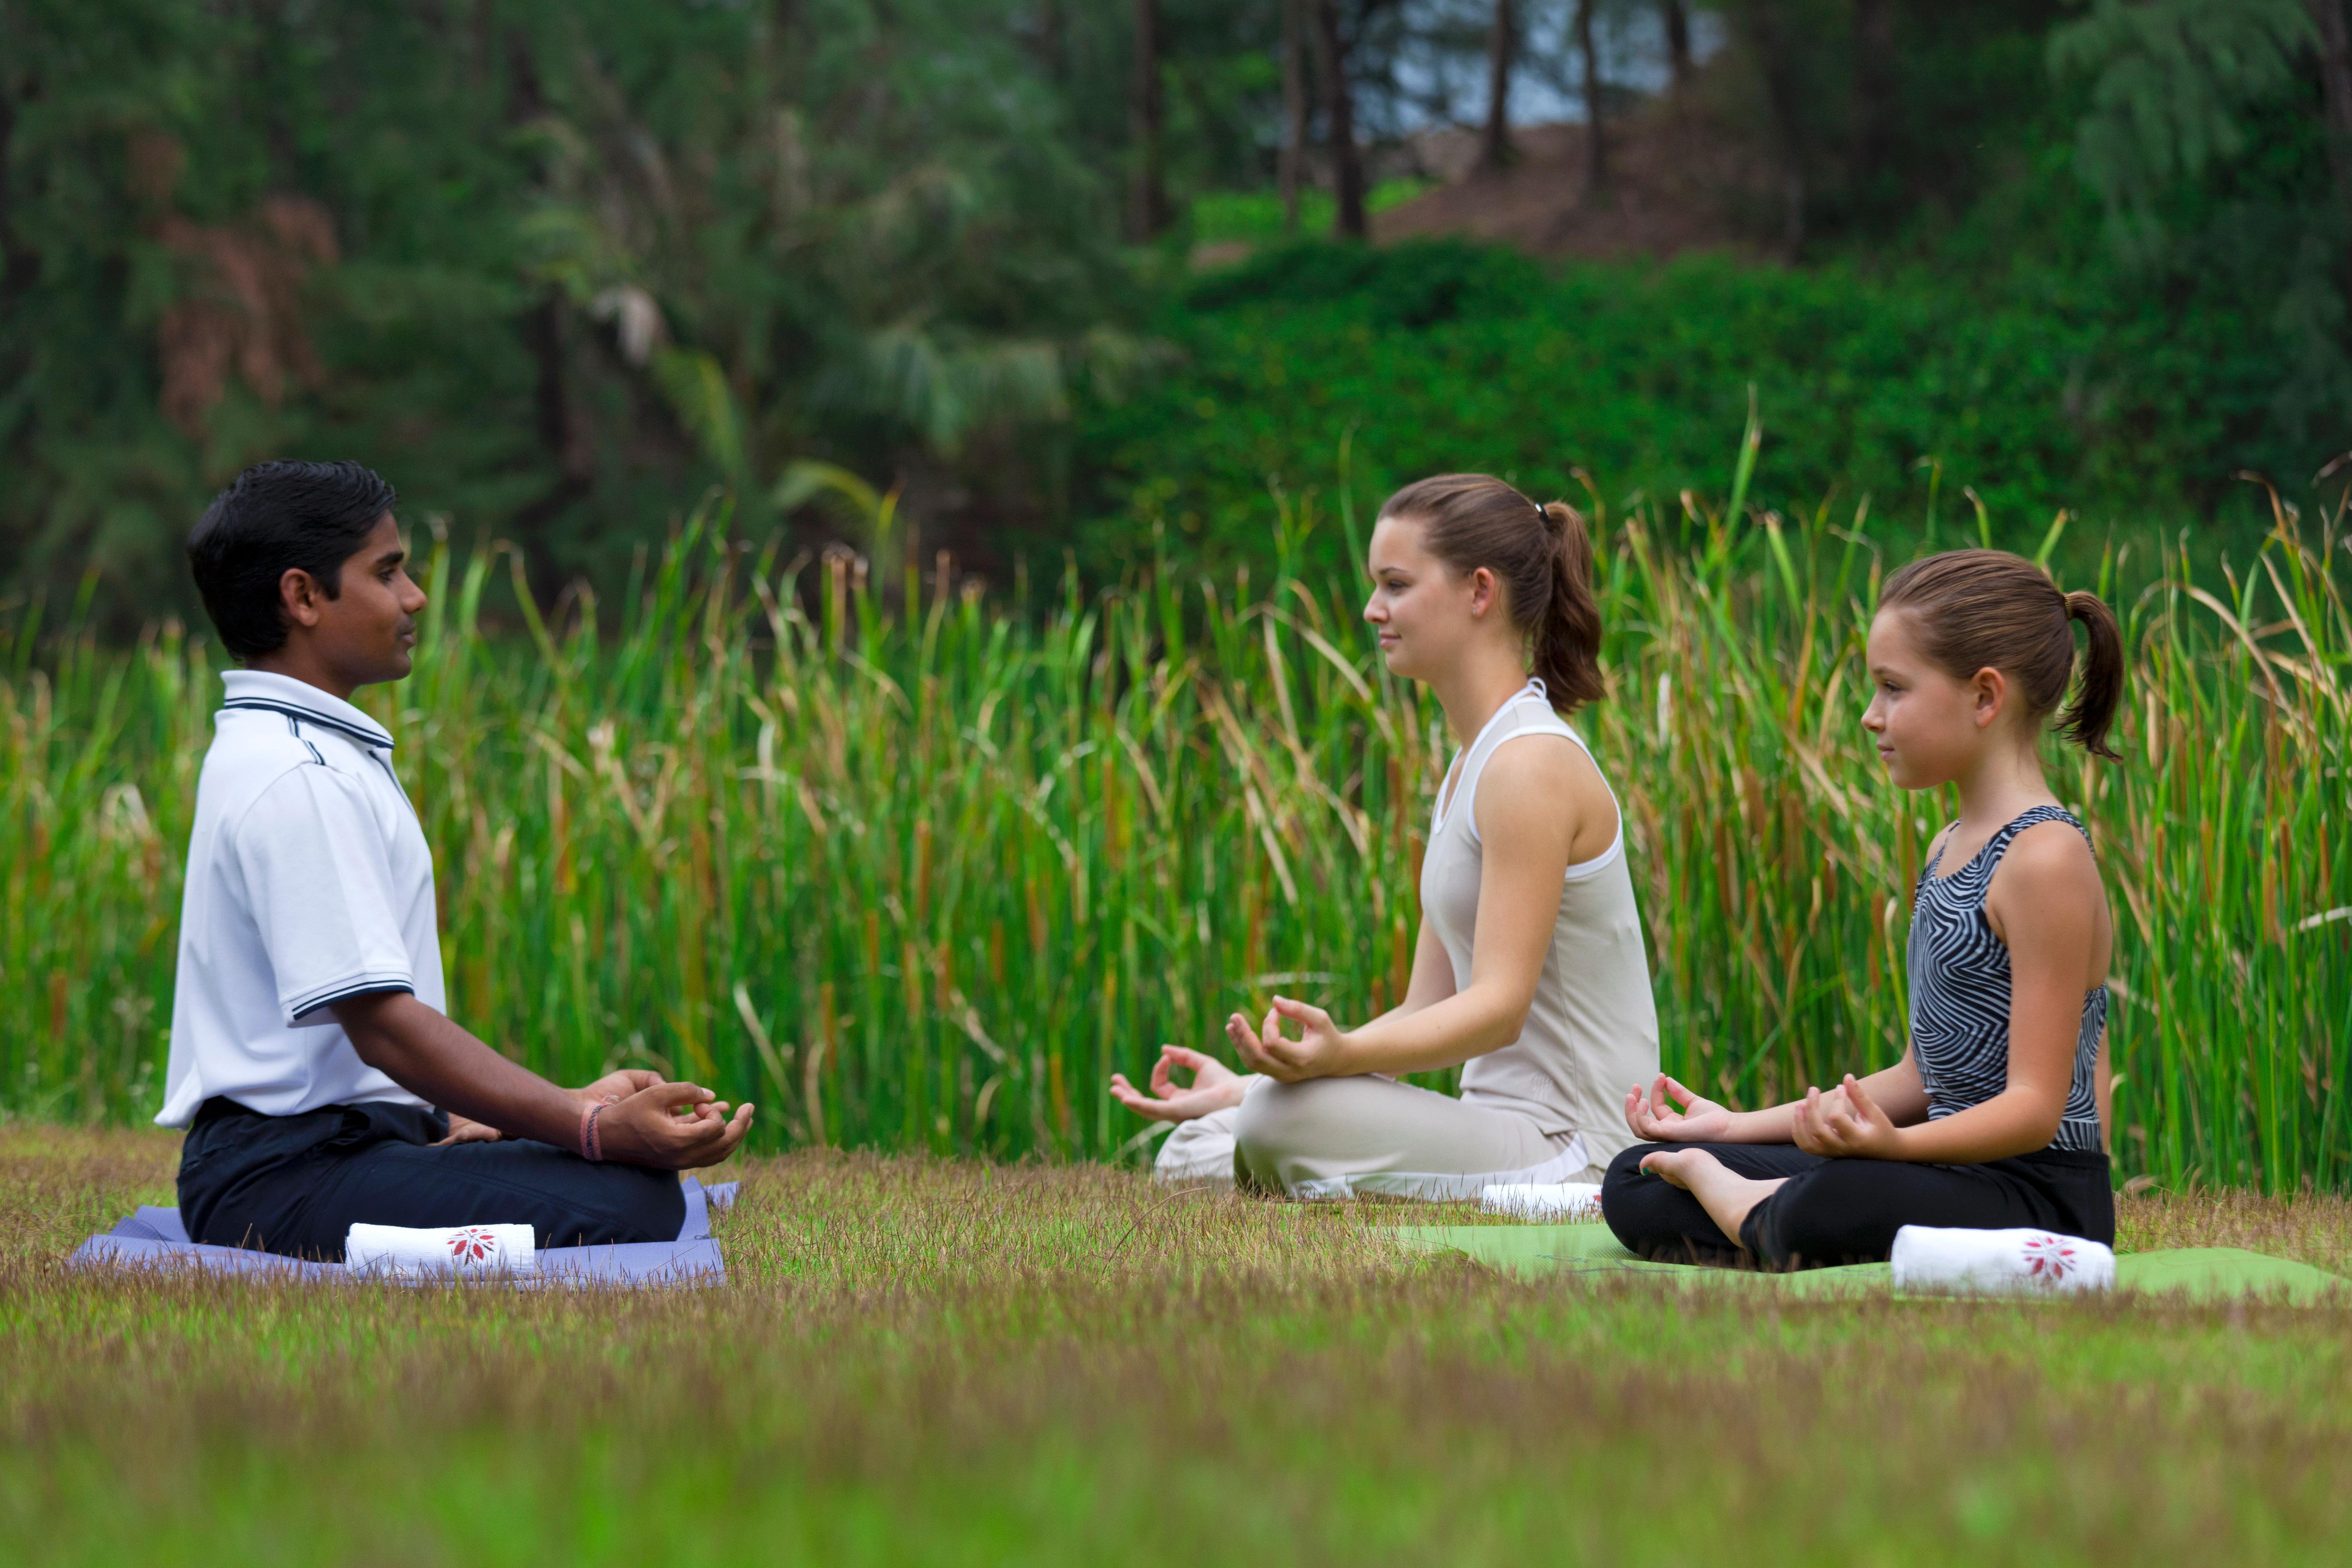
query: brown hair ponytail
[
  {"left": 1535, "top": 499, "right": 1604, "bottom": 711},
  {"left": 1379, "top": 474, "right": 1606, "bottom": 714},
  {"left": 2060, "top": 590, "right": 2124, "bottom": 759},
  {"left": 1879, "top": 549, "right": 2126, "bottom": 761}
]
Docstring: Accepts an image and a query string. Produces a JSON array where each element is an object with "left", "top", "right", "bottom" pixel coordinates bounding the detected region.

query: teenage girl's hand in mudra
[
  {"left": 1228, "top": 996, "right": 1348, "bottom": 1082},
  {"left": 1791, "top": 1074, "right": 1904, "bottom": 1159},
  {"left": 1624, "top": 1074, "right": 1737, "bottom": 1142},
  {"left": 1110, "top": 1045, "right": 1247, "bottom": 1122}
]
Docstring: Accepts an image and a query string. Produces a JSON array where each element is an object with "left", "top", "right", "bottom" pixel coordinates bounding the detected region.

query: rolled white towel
[
  {"left": 1480, "top": 1182, "right": 1604, "bottom": 1221},
  {"left": 346, "top": 1222, "right": 537, "bottom": 1281},
  {"left": 1889, "top": 1225, "right": 2114, "bottom": 1295}
]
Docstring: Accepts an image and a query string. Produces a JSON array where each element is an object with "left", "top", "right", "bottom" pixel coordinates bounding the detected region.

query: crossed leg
[{"left": 1636, "top": 1148, "right": 1789, "bottom": 1254}]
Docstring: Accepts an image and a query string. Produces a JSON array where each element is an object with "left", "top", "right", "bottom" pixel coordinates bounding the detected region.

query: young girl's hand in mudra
[
  {"left": 1791, "top": 1074, "right": 1904, "bottom": 1159},
  {"left": 1623, "top": 1074, "right": 1737, "bottom": 1142},
  {"left": 1228, "top": 996, "right": 1349, "bottom": 1081}
]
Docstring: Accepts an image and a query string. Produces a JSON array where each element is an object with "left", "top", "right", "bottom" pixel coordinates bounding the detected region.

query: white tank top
[{"left": 1422, "top": 681, "right": 1662, "bottom": 1162}]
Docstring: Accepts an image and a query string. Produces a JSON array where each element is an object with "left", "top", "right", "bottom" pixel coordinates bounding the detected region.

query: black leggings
[
  {"left": 178, "top": 1097, "right": 687, "bottom": 1259},
  {"left": 1599, "top": 1141, "right": 2115, "bottom": 1270}
]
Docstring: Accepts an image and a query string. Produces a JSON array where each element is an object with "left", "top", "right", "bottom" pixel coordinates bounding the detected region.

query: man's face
[{"left": 302, "top": 514, "right": 427, "bottom": 687}]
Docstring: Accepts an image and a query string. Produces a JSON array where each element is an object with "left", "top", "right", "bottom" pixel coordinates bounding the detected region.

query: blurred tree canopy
[
  {"left": 0, "top": 0, "right": 1153, "bottom": 620},
  {"left": 3, "top": 0, "right": 2350, "bottom": 627}
]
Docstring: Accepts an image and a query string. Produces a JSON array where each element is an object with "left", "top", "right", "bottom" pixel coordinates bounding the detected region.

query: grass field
[
  {"left": 9, "top": 1127, "right": 2352, "bottom": 1565},
  {"left": 1, "top": 473, "right": 2346, "bottom": 1188}
]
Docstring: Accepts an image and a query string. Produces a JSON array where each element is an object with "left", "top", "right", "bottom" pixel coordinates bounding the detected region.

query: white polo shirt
[{"left": 155, "top": 669, "right": 443, "bottom": 1127}]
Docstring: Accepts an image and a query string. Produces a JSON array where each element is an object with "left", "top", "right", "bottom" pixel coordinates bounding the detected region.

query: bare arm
[
  {"left": 1870, "top": 821, "right": 2099, "bottom": 1161},
  {"left": 1111, "top": 851, "right": 1471, "bottom": 1120},
  {"left": 1233, "top": 735, "right": 1615, "bottom": 1080},
  {"left": 1624, "top": 822, "right": 1959, "bottom": 1147},
  {"left": 1625, "top": 1055, "right": 1929, "bottom": 1145},
  {"left": 2095, "top": 1028, "right": 2113, "bottom": 1155},
  {"left": 332, "top": 991, "right": 753, "bottom": 1169},
  {"left": 1770, "top": 822, "right": 2103, "bottom": 1164}
]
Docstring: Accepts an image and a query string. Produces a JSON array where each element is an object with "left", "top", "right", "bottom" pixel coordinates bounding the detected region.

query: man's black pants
[
  {"left": 178, "top": 1097, "right": 687, "bottom": 1259},
  {"left": 1599, "top": 1141, "right": 2115, "bottom": 1270}
]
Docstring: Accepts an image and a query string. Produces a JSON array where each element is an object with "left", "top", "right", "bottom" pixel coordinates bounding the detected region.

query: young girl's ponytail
[
  {"left": 1534, "top": 500, "right": 1605, "bottom": 712},
  {"left": 1879, "top": 549, "right": 2128, "bottom": 762},
  {"left": 1378, "top": 475, "right": 1607, "bottom": 714},
  {"left": 2061, "top": 591, "right": 2124, "bottom": 761}
]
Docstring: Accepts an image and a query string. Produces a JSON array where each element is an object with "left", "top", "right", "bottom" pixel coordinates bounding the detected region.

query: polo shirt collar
[{"left": 220, "top": 669, "right": 397, "bottom": 751}]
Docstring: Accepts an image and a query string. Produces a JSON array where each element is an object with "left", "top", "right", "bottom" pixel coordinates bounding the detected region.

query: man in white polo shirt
[{"left": 163, "top": 460, "right": 752, "bottom": 1257}]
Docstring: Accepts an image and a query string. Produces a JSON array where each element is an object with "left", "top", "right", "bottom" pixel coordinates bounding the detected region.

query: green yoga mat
[{"left": 1394, "top": 1223, "right": 2351, "bottom": 1304}]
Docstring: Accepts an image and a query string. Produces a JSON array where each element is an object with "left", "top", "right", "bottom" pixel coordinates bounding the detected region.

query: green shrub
[{"left": 1077, "top": 239, "right": 2296, "bottom": 583}]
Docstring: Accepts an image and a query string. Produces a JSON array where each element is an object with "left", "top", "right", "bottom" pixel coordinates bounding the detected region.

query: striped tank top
[{"left": 1907, "top": 804, "right": 2107, "bottom": 1155}]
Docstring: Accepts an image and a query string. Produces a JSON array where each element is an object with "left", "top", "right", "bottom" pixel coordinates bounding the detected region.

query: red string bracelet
[{"left": 579, "top": 1099, "right": 606, "bottom": 1162}]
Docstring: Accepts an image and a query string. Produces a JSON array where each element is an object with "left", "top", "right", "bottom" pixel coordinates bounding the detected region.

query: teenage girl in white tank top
[{"left": 1110, "top": 474, "right": 1662, "bottom": 1197}]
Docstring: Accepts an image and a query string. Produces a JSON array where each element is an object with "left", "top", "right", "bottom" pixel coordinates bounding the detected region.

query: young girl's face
[
  {"left": 1363, "top": 514, "right": 1487, "bottom": 682},
  {"left": 1862, "top": 609, "right": 1994, "bottom": 788}
]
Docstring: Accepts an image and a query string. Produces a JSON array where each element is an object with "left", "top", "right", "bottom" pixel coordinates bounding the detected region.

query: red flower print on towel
[
  {"left": 2021, "top": 1233, "right": 2076, "bottom": 1280},
  {"left": 447, "top": 1227, "right": 498, "bottom": 1266}
]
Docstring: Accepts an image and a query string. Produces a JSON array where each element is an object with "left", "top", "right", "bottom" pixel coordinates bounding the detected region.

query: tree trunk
[
  {"left": 1740, "top": 0, "right": 1806, "bottom": 258},
  {"left": 504, "top": 28, "right": 545, "bottom": 121},
  {"left": 1280, "top": 0, "right": 1307, "bottom": 232},
  {"left": 0, "top": 86, "right": 27, "bottom": 317},
  {"left": 1576, "top": 0, "right": 1607, "bottom": 201},
  {"left": 1851, "top": 0, "right": 1894, "bottom": 200},
  {"left": 469, "top": 0, "right": 495, "bottom": 91},
  {"left": 1037, "top": 0, "right": 1066, "bottom": 82},
  {"left": 2311, "top": 0, "right": 2352, "bottom": 248},
  {"left": 524, "top": 295, "right": 589, "bottom": 483},
  {"left": 1128, "top": 0, "right": 1170, "bottom": 240},
  {"left": 503, "top": 32, "right": 591, "bottom": 547},
  {"left": 1661, "top": 0, "right": 1693, "bottom": 100},
  {"left": 1479, "top": 0, "right": 1516, "bottom": 173},
  {"left": 1311, "top": 0, "right": 1366, "bottom": 238}
]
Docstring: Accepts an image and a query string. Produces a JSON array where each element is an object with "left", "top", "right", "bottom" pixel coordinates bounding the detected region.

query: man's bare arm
[{"left": 331, "top": 991, "right": 752, "bottom": 1168}]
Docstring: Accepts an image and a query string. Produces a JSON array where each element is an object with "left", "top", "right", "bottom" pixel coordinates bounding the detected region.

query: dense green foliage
[
  {"left": 0, "top": 0, "right": 1140, "bottom": 623},
  {"left": 3, "top": 492, "right": 2345, "bottom": 1189},
  {"left": 1077, "top": 233, "right": 2308, "bottom": 582},
  {"left": 10, "top": 0, "right": 2352, "bottom": 623}
]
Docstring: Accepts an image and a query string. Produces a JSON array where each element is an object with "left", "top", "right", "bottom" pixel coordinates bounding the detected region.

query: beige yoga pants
[{"left": 1153, "top": 1074, "right": 1606, "bottom": 1199}]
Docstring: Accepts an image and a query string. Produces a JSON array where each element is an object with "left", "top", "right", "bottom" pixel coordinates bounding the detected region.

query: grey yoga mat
[{"left": 66, "top": 1177, "right": 739, "bottom": 1288}]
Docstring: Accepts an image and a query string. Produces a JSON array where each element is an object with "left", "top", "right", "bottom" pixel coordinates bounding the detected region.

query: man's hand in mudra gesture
[
  {"left": 337, "top": 991, "right": 752, "bottom": 1169},
  {"left": 436, "top": 1068, "right": 670, "bottom": 1146}
]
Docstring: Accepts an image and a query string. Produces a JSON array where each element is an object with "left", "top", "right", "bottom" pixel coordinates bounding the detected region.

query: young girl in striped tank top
[{"left": 1602, "top": 549, "right": 2124, "bottom": 1268}]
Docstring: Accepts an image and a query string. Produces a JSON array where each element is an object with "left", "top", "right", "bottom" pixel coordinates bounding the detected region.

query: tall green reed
[{"left": 1, "top": 492, "right": 2344, "bottom": 1190}]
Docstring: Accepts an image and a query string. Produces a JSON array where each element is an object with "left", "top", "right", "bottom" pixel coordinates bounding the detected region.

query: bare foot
[{"left": 1639, "top": 1149, "right": 1788, "bottom": 1255}]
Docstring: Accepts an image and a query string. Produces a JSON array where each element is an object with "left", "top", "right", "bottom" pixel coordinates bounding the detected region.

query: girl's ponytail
[
  {"left": 1533, "top": 500, "right": 1605, "bottom": 712},
  {"left": 1879, "top": 548, "right": 2129, "bottom": 762},
  {"left": 2061, "top": 590, "right": 2124, "bottom": 761}
]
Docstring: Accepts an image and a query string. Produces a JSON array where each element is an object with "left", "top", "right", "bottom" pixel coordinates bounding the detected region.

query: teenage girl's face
[
  {"left": 1362, "top": 514, "right": 1495, "bottom": 682},
  {"left": 1861, "top": 609, "right": 2003, "bottom": 789}
]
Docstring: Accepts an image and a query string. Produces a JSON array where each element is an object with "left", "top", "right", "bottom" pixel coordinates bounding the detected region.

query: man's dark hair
[{"left": 187, "top": 460, "right": 398, "bottom": 660}]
